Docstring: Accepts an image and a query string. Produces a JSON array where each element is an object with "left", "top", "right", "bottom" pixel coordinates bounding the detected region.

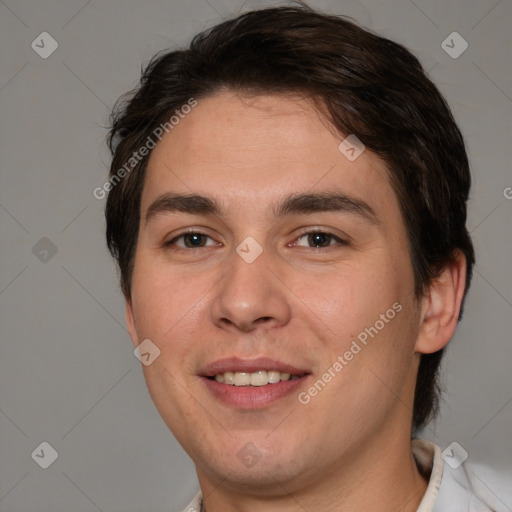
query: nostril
[{"left": 255, "top": 316, "right": 273, "bottom": 324}]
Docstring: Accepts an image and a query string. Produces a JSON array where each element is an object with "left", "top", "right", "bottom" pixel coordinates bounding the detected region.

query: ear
[
  {"left": 125, "top": 297, "right": 139, "bottom": 349},
  {"left": 415, "top": 251, "right": 467, "bottom": 354}
]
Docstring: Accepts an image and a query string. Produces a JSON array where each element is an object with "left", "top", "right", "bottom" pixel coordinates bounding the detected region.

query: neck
[{"left": 196, "top": 424, "right": 429, "bottom": 512}]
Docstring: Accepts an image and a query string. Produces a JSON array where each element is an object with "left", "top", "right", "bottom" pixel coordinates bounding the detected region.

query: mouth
[{"left": 200, "top": 357, "right": 311, "bottom": 408}]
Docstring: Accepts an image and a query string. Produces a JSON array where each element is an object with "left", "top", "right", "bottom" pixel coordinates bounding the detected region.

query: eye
[
  {"left": 164, "top": 231, "right": 220, "bottom": 249},
  {"left": 293, "top": 230, "right": 347, "bottom": 248}
]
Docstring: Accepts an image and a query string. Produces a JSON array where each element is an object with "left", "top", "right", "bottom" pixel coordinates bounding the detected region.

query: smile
[
  {"left": 200, "top": 358, "right": 311, "bottom": 408},
  {"left": 209, "top": 370, "right": 304, "bottom": 386}
]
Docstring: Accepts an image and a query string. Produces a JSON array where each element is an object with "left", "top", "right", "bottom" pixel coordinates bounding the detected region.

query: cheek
[
  {"left": 129, "top": 256, "right": 218, "bottom": 383},
  {"left": 310, "top": 259, "right": 402, "bottom": 334},
  {"left": 307, "top": 254, "right": 416, "bottom": 382},
  {"left": 309, "top": 304, "right": 418, "bottom": 433},
  {"left": 130, "top": 255, "right": 197, "bottom": 338}
]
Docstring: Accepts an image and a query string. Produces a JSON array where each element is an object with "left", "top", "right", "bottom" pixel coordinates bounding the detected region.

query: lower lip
[{"left": 201, "top": 376, "right": 309, "bottom": 409}]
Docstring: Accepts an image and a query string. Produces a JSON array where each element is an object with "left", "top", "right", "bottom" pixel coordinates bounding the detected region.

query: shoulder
[{"left": 413, "top": 438, "right": 508, "bottom": 512}]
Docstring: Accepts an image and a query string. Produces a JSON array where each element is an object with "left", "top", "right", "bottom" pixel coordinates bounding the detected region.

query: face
[{"left": 126, "top": 91, "right": 423, "bottom": 493}]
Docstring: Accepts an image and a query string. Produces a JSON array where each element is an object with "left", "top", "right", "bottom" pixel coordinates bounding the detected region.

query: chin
[
  {"left": 198, "top": 438, "right": 308, "bottom": 489},
  {"left": 204, "top": 459, "right": 304, "bottom": 495}
]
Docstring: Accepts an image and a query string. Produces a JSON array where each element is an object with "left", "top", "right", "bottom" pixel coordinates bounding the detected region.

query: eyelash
[{"left": 163, "top": 229, "right": 349, "bottom": 250}]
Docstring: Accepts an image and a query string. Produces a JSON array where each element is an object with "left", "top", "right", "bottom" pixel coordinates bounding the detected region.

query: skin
[{"left": 125, "top": 90, "right": 467, "bottom": 512}]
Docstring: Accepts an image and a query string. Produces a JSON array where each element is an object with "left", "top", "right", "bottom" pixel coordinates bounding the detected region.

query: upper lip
[{"left": 201, "top": 357, "right": 310, "bottom": 377}]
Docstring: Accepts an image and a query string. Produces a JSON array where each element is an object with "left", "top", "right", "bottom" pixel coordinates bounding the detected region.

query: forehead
[{"left": 141, "top": 91, "right": 398, "bottom": 223}]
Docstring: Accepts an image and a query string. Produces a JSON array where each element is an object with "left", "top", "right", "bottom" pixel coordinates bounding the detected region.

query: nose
[{"left": 210, "top": 243, "right": 292, "bottom": 333}]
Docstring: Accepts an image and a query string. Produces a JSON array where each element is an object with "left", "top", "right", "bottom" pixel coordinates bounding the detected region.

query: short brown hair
[{"left": 105, "top": 3, "right": 475, "bottom": 430}]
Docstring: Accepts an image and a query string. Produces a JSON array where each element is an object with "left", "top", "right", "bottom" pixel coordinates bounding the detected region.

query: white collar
[{"left": 413, "top": 438, "right": 443, "bottom": 511}]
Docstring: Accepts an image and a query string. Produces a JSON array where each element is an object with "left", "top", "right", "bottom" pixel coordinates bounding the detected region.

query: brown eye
[
  {"left": 295, "top": 231, "right": 346, "bottom": 248},
  {"left": 165, "top": 232, "right": 218, "bottom": 249},
  {"left": 182, "top": 233, "right": 208, "bottom": 248}
]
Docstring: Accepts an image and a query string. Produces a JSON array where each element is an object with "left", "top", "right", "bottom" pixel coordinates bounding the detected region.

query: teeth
[
  {"left": 267, "top": 370, "right": 281, "bottom": 384},
  {"left": 250, "top": 371, "right": 267, "bottom": 387},
  {"left": 234, "top": 372, "right": 251, "bottom": 386},
  {"left": 212, "top": 370, "right": 301, "bottom": 386}
]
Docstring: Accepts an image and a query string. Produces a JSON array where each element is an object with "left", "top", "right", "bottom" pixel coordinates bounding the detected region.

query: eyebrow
[{"left": 144, "top": 191, "right": 379, "bottom": 226}]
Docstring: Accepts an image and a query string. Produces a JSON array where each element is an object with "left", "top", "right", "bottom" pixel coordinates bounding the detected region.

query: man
[{"left": 104, "top": 4, "right": 498, "bottom": 511}]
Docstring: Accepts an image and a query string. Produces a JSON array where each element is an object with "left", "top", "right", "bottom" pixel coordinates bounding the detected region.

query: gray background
[{"left": 0, "top": 0, "right": 511, "bottom": 511}]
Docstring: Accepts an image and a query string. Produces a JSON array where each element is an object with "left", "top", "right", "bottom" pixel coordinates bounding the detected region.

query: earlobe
[
  {"left": 125, "top": 298, "right": 139, "bottom": 349},
  {"left": 415, "top": 251, "right": 467, "bottom": 354}
]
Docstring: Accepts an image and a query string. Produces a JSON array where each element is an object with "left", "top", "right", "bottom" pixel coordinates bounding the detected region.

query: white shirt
[{"left": 181, "top": 439, "right": 502, "bottom": 512}]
